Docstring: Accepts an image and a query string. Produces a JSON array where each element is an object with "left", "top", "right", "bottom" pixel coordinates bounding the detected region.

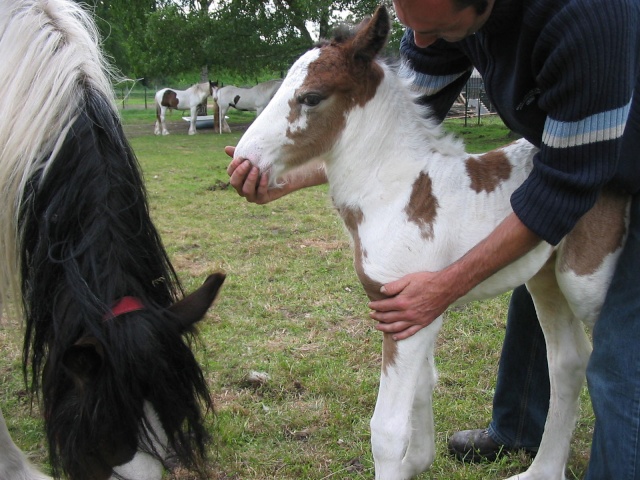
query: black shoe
[{"left": 447, "top": 429, "right": 507, "bottom": 463}]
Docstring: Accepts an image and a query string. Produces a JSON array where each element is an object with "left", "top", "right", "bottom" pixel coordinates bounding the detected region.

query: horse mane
[
  {"left": 1, "top": 2, "right": 213, "bottom": 477},
  {"left": 0, "top": 0, "right": 118, "bottom": 314},
  {"left": 19, "top": 86, "right": 183, "bottom": 392}
]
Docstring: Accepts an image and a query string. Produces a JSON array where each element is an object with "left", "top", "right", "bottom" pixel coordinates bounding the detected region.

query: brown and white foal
[{"left": 233, "top": 6, "right": 629, "bottom": 480}]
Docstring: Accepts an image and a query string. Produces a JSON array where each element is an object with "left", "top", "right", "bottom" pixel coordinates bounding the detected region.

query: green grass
[{"left": 0, "top": 115, "right": 593, "bottom": 479}]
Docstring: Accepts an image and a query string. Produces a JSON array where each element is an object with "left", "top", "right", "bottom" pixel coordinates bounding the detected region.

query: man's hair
[{"left": 453, "top": 0, "right": 489, "bottom": 15}]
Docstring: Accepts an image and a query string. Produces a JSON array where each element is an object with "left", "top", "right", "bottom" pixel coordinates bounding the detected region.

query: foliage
[{"left": 81, "top": 0, "right": 405, "bottom": 85}]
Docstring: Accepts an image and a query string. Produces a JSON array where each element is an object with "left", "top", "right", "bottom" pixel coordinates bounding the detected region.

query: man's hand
[
  {"left": 369, "top": 271, "right": 459, "bottom": 341},
  {"left": 369, "top": 213, "right": 542, "bottom": 341},
  {"left": 225, "top": 146, "right": 288, "bottom": 204}
]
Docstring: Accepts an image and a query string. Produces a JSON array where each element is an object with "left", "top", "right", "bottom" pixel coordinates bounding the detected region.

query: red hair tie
[{"left": 106, "top": 296, "right": 145, "bottom": 319}]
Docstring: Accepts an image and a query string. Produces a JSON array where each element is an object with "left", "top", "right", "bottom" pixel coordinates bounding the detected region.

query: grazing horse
[
  {"left": 0, "top": 1, "right": 225, "bottom": 479},
  {"left": 214, "top": 79, "right": 283, "bottom": 133},
  {"left": 233, "top": 6, "right": 630, "bottom": 480},
  {"left": 154, "top": 81, "right": 217, "bottom": 135}
]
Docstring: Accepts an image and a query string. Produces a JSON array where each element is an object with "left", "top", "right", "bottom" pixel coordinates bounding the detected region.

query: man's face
[{"left": 393, "top": 0, "right": 494, "bottom": 47}]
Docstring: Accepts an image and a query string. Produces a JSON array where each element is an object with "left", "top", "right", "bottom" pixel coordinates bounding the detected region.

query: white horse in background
[
  {"left": 154, "top": 81, "right": 216, "bottom": 135},
  {"left": 233, "top": 6, "right": 629, "bottom": 480},
  {"left": 214, "top": 79, "right": 282, "bottom": 133}
]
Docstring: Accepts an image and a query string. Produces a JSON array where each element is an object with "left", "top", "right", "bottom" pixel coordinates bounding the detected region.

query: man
[{"left": 227, "top": 0, "right": 640, "bottom": 477}]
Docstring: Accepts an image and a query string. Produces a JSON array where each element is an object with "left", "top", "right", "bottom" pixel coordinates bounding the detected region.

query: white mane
[{"left": 0, "top": 0, "right": 117, "bottom": 312}]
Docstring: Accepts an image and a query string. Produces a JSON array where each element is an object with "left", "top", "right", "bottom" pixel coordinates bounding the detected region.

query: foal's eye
[{"left": 298, "top": 93, "right": 324, "bottom": 107}]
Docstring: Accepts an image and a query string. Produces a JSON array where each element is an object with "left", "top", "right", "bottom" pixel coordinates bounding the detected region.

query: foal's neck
[{"left": 326, "top": 64, "right": 464, "bottom": 206}]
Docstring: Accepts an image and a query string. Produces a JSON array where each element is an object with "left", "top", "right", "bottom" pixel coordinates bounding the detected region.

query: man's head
[
  {"left": 453, "top": 0, "right": 490, "bottom": 15},
  {"left": 393, "top": 0, "right": 495, "bottom": 47}
]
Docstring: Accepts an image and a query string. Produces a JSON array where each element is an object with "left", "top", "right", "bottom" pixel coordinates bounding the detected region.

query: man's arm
[{"left": 369, "top": 212, "right": 542, "bottom": 340}]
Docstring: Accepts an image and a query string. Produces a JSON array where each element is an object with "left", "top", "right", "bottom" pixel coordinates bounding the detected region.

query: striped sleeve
[
  {"left": 511, "top": 0, "right": 638, "bottom": 245},
  {"left": 542, "top": 101, "right": 631, "bottom": 149}
]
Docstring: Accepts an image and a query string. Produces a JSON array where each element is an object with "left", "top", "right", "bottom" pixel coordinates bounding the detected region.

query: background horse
[
  {"left": 214, "top": 79, "right": 282, "bottom": 133},
  {"left": 0, "top": 1, "right": 224, "bottom": 479},
  {"left": 154, "top": 81, "right": 216, "bottom": 135},
  {"left": 234, "top": 6, "right": 629, "bottom": 480}
]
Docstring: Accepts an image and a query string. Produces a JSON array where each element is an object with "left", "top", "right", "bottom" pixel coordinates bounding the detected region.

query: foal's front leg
[{"left": 370, "top": 317, "right": 443, "bottom": 480}]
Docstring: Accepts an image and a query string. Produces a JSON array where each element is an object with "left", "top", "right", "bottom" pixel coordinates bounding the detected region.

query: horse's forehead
[{"left": 285, "top": 48, "right": 322, "bottom": 89}]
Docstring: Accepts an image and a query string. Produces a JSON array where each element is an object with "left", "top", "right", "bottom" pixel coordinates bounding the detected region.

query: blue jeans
[{"left": 487, "top": 193, "right": 640, "bottom": 478}]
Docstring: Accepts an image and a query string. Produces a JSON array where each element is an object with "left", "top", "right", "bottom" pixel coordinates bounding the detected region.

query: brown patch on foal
[
  {"left": 382, "top": 333, "right": 398, "bottom": 375},
  {"left": 338, "top": 206, "right": 382, "bottom": 299},
  {"left": 465, "top": 149, "right": 513, "bottom": 193},
  {"left": 405, "top": 172, "right": 439, "bottom": 240},
  {"left": 161, "top": 90, "right": 179, "bottom": 109},
  {"left": 559, "top": 189, "right": 629, "bottom": 276},
  {"left": 337, "top": 205, "right": 397, "bottom": 373}
]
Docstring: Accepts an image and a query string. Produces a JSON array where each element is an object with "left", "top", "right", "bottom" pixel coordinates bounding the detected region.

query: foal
[{"left": 233, "top": 6, "right": 629, "bottom": 480}]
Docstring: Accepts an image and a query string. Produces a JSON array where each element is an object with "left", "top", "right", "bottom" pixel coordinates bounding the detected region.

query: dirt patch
[{"left": 123, "top": 120, "right": 252, "bottom": 139}]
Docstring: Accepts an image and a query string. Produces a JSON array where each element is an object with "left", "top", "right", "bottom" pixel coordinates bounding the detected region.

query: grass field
[{"left": 0, "top": 111, "right": 593, "bottom": 479}]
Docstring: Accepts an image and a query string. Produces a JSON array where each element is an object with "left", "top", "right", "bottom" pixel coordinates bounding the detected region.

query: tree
[{"left": 87, "top": 1, "right": 405, "bottom": 83}]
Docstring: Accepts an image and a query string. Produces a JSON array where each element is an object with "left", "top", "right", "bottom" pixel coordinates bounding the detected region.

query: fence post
[{"left": 464, "top": 81, "right": 469, "bottom": 127}]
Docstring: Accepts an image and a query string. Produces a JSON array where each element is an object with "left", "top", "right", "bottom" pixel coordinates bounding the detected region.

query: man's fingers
[
  {"left": 389, "top": 325, "right": 424, "bottom": 341},
  {"left": 241, "top": 166, "right": 261, "bottom": 198}
]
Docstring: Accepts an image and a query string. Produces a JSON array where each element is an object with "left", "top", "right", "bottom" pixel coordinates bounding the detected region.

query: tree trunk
[{"left": 198, "top": 65, "right": 208, "bottom": 116}]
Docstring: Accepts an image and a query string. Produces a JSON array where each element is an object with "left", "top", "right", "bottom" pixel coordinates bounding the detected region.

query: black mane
[{"left": 19, "top": 86, "right": 210, "bottom": 478}]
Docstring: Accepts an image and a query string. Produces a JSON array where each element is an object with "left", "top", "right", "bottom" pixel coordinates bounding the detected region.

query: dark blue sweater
[{"left": 400, "top": 0, "right": 640, "bottom": 245}]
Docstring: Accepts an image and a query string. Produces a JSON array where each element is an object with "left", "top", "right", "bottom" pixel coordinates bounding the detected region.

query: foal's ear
[
  {"left": 169, "top": 272, "right": 226, "bottom": 332},
  {"left": 352, "top": 5, "right": 390, "bottom": 63},
  {"left": 63, "top": 336, "right": 105, "bottom": 381}
]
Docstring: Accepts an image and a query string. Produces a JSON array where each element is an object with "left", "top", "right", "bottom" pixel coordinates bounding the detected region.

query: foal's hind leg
[
  {"left": 0, "top": 407, "right": 51, "bottom": 480},
  {"left": 370, "top": 317, "right": 443, "bottom": 480},
  {"left": 506, "top": 264, "right": 591, "bottom": 480}
]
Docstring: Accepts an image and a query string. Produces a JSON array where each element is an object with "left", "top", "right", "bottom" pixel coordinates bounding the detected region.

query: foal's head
[{"left": 234, "top": 5, "right": 391, "bottom": 182}]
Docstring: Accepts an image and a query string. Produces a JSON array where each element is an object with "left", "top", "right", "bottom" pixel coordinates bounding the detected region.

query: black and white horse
[
  {"left": 0, "top": 1, "right": 224, "bottom": 479},
  {"left": 154, "top": 81, "right": 217, "bottom": 135},
  {"left": 233, "top": 6, "right": 629, "bottom": 479}
]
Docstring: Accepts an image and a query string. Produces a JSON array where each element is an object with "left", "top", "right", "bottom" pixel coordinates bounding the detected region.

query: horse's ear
[
  {"left": 63, "top": 336, "right": 105, "bottom": 381},
  {"left": 169, "top": 272, "right": 226, "bottom": 332},
  {"left": 351, "top": 5, "right": 390, "bottom": 64}
]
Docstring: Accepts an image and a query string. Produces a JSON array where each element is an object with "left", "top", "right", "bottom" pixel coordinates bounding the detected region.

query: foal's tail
[{"left": 0, "top": 0, "right": 116, "bottom": 315}]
